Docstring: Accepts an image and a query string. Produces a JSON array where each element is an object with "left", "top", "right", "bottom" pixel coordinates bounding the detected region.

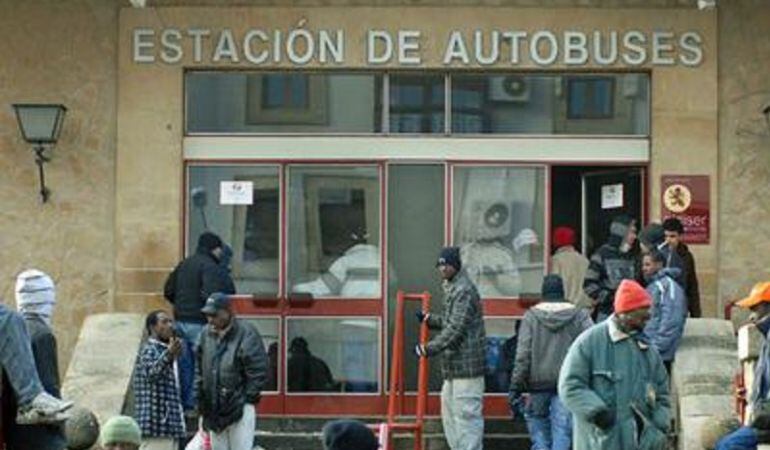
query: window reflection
[
  {"left": 288, "top": 166, "right": 381, "bottom": 298},
  {"left": 453, "top": 166, "right": 546, "bottom": 298},
  {"left": 484, "top": 318, "right": 519, "bottom": 393},
  {"left": 287, "top": 318, "right": 380, "bottom": 393},
  {"left": 187, "top": 166, "right": 280, "bottom": 296},
  {"left": 242, "top": 318, "right": 280, "bottom": 392}
]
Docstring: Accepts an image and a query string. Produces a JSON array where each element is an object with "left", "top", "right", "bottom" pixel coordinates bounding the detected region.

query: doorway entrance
[{"left": 551, "top": 166, "right": 646, "bottom": 257}]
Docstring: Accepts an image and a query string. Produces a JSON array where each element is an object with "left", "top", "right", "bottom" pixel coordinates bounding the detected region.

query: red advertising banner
[{"left": 661, "top": 175, "right": 710, "bottom": 244}]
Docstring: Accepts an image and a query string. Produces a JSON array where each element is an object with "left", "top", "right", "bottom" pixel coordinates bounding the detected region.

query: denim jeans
[
  {"left": 0, "top": 305, "right": 43, "bottom": 405},
  {"left": 176, "top": 321, "right": 205, "bottom": 411},
  {"left": 440, "top": 377, "right": 484, "bottom": 450},
  {"left": 523, "top": 392, "right": 573, "bottom": 450},
  {"left": 715, "top": 426, "right": 758, "bottom": 450}
]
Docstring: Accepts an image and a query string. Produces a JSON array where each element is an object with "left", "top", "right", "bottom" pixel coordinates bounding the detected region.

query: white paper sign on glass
[
  {"left": 220, "top": 181, "right": 254, "bottom": 205},
  {"left": 601, "top": 183, "right": 624, "bottom": 210}
]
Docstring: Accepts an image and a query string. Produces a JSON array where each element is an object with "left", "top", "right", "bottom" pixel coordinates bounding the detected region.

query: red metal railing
[{"left": 374, "top": 290, "right": 431, "bottom": 450}]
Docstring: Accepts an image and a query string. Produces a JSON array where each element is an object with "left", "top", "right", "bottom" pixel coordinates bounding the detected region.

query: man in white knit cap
[
  {"left": 0, "top": 270, "right": 72, "bottom": 427},
  {"left": 4, "top": 269, "right": 68, "bottom": 449}
]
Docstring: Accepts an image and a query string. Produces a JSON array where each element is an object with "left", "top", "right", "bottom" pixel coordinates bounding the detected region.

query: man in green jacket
[
  {"left": 559, "top": 279, "right": 671, "bottom": 450},
  {"left": 416, "top": 247, "right": 486, "bottom": 450}
]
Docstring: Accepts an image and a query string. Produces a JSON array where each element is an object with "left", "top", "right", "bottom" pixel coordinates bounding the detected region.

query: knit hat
[
  {"left": 614, "top": 280, "right": 652, "bottom": 314},
  {"left": 607, "top": 215, "right": 635, "bottom": 248},
  {"left": 553, "top": 226, "right": 576, "bottom": 248},
  {"left": 15, "top": 269, "right": 56, "bottom": 323},
  {"left": 436, "top": 247, "right": 461, "bottom": 271},
  {"left": 99, "top": 415, "right": 141, "bottom": 446},
  {"left": 197, "top": 231, "right": 223, "bottom": 252},
  {"left": 322, "top": 419, "right": 379, "bottom": 450},
  {"left": 541, "top": 274, "right": 565, "bottom": 302},
  {"left": 639, "top": 223, "right": 665, "bottom": 248}
]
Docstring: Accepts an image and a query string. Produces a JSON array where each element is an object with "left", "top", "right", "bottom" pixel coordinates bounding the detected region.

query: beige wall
[
  {"left": 0, "top": 0, "right": 119, "bottom": 369},
  {"left": 717, "top": 0, "right": 770, "bottom": 315}
]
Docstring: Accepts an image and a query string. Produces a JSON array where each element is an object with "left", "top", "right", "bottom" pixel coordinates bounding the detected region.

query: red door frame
[{"left": 184, "top": 159, "right": 649, "bottom": 418}]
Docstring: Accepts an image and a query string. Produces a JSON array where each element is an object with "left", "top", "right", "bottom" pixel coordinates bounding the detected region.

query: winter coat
[
  {"left": 196, "top": 319, "right": 267, "bottom": 432},
  {"left": 133, "top": 339, "right": 186, "bottom": 438},
  {"left": 4, "top": 315, "right": 66, "bottom": 450},
  {"left": 425, "top": 270, "right": 487, "bottom": 380},
  {"left": 552, "top": 247, "right": 592, "bottom": 309},
  {"left": 655, "top": 242, "right": 687, "bottom": 292},
  {"left": 643, "top": 268, "right": 687, "bottom": 362},
  {"left": 510, "top": 302, "right": 593, "bottom": 392},
  {"left": 749, "top": 320, "right": 770, "bottom": 418},
  {"left": 584, "top": 244, "right": 640, "bottom": 320},
  {"left": 164, "top": 247, "right": 236, "bottom": 324},
  {"left": 676, "top": 243, "right": 701, "bottom": 318},
  {"left": 558, "top": 318, "right": 671, "bottom": 450}
]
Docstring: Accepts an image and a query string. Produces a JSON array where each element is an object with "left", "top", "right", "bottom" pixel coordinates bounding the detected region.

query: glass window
[
  {"left": 288, "top": 166, "right": 381, "bottom": 298},
  {"left": 567, "top": 77, "right": 614, "bottom": 119},
  {"left": 451, "top": 73, "right": 649, "bottom": 135},
  {"left": 186, "top": 72, "right": 383, "bottom": 133},
  {"left": 484, "top": 318, "right": 519, "bottom": 393},
  {"left": 287, "top": 318, "right": 380, "bottom": 393},
  {"left": 452, "top": 166, "right": 546, "bottom": 298},
  {"left": 387, "top": 164, "right": 445, "bottom": 392},
  {"left": 242, "top": 317, "right": 280, "bottom": 392},
  {"left": 387, "top": 74, "right": 445, "bottom": 133},
  {"left": 187, "top": 165, "right": 280, "bottom": 296}
]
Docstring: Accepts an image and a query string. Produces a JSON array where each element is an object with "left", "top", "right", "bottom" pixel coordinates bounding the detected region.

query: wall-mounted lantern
[{"left": 12, "top": 104, "right": 67, "bottom": 203}]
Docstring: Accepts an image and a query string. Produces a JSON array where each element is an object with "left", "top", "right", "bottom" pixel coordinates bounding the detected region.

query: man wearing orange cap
[
  {"left": 713, "top": 282, "right": 770, "bottom": 450},
  {"left": 558, "top": 280, "right": 671, "bottom": 450}
]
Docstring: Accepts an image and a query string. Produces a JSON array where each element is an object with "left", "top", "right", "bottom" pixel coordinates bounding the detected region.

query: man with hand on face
[
  {"left": 559, "top": 280, "right": 672, "bottom": 450},
  {"left": 714, "top": 283, "right": 770, "bottom": 450},
  {"left": 196, "top": 293, "right": 267, "bottom": 450},
  {"left": 415, "top": 247, "right": 487, "bottom": 450},
  {"left": 132, "top": 310, "right": 186, "bottom": 450}
]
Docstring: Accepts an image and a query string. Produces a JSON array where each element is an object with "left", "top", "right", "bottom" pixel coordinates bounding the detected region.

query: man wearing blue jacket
[{"left": 641, "top": 250, "right": 687, "bottom": 374}]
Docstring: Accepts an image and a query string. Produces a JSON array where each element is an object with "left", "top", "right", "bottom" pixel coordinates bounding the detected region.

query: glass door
[{"left": 186, "top": 162, "right": 385, "bottom": 415}]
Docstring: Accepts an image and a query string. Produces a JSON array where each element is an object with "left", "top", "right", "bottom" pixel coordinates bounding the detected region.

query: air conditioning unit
[{"left": 488, "top": 76, "right": 530, "bottom": 103}]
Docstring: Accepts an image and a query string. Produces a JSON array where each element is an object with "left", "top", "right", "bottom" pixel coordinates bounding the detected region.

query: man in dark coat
[
  {"left": 5, "top": 269, "right": 67, "bottom": 450},
  {"left": 196, "top": 293, "right": 267, "bottom": 449},
  {"left": 663, "top": 218, "right": 702, "bottom": 318},
  {"left": 583, "top": 215, "right": 640, "bottom": 322},
  {"left": 164, "top": 231, "right": 235, "bottom": 411}
]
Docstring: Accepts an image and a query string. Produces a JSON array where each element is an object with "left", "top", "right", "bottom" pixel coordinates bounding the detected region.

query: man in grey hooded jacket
[{"left": 510, "top": 275, "right": 593, "bottom": 450}]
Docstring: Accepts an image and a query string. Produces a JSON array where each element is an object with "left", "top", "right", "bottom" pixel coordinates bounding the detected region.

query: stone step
[{"left": 254, "top": 430, "right": 531, "bottom": 450}]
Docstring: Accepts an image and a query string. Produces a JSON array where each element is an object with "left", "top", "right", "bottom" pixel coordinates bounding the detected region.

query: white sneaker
[{"left": 15, "top": 392, "right": 74, "bottom": 424}]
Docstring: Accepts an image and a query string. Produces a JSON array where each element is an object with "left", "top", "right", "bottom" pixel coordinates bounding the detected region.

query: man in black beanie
[
  {"left": 163, "top": 231, "right": 235, "bottom": 412},
  {"left": 415, "top": 246, "right": 486, "bottom": 450},
  {"left": 322, "top": 419, "right": 378, "bottom": 450}
]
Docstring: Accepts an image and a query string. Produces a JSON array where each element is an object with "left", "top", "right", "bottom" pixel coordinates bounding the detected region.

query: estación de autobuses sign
[{"left": 132, "top": 27, "right": 704, "bottom": 67}]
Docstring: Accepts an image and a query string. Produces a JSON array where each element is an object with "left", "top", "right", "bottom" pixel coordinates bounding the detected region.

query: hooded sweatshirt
[
  {"left": 584, "top": 215, "right": 640, "bottom": 320},
  {"left": 510, "top": 302, "right": 593, "bottom": 392}
]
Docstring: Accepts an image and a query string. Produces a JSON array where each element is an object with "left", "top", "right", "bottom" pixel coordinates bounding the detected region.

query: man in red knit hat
[
  {"left": 559, "top": 280, "right": 671, "bottom": 450},
  {"left": 551, "top": 226, "right": 592, "bottom": 310}
]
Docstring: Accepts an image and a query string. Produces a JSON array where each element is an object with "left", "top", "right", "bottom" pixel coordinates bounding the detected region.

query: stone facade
[
  {"left": 717, "top": 0, "right": 770, "bottom": 314},
  {"left": 0, "top": 0, "right": 768, "bottom": 373},
  {"left": 0, "top": 0, "right": 119, "bottom": 369}
]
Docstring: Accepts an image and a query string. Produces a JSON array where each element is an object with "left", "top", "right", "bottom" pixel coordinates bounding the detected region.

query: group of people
[{"left": 503, "top": 215, "right": 702, "bottom": 450}]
